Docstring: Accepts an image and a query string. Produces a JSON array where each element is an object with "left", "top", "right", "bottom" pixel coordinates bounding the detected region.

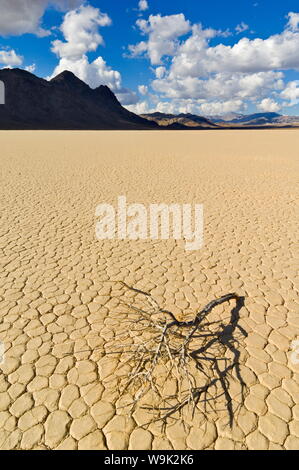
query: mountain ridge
[
  {"left": 0, "top": 68, "right": 158, "bottom": 130},
  {"left": 207, "top": 111, "right": 299, "bottom": 125},
  {"left": 142, "top": 111, "right": 299, "bottom": 127},
  {"left": 141, "top": 112, "right": 218, "bottom": 128},
  {"left": 1, "top": 68, "right": 298, "bottom": 130}
]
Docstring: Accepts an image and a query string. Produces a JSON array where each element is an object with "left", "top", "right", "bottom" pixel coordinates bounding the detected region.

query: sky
[{"left": 1, "top": 0, "right": 299, "bottom": 116}]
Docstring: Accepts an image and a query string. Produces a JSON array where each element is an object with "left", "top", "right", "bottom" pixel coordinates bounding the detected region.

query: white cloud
[
  {"left": 280, "top": 80, "right": 299, "bottom": 106},
  {"left": 52, "top": 5, "right": 111, "bottom": 60},
  {"left": 257, "top": 98, "right": 281, "bottom": 112},
  {"left": 138, "top": 85, "right": 148, "bottom": 95},
  {"left": 138, "top": 0, "right": 149, "bottom": 11},
  {"left": 129, "top": 14, "right": 191, "bottom": 65},
  {"left": 129, "top": 12, "right": 299, "bottom": 114},
  {"left": 287, "top": 12, "right": 299, "bottom": 31},
  {"left": 155, "top": 99, "right": 201, "bottom": 114},
  {"left": 155, "top": 66, "right": 166, "bottom": 79},
  {"left": 128, "top": 41, "right": 148, "bottom": 57},
  {"left": 130, "top": 13, "right": 299, "bottom": 75},
  {"left": 169, "top": 24, "right": 299, "bottom": 78},
  {"left": 127, "top": 97, "right": 246, "bottom": 116},
  {"left": 25, "top": 64, "right": 36, "bottom": 73},
  {"left": 235, "top": 22, "right": 249, "bottom": 34},
  {"left": 50, "top": 5, "right": 138, "bottom": 105},
  {"left": 126, "top": 100, "right": 153, "bottom": 114},
  {"left": 0, "top": 49, "right": 23, "bottom": 66},
  {"left": 199, "top": 99, "right": 246, "bottom": 115},
  {"left": 152, "top": 71, "right": 284, "bottom": 102},
  {"left": 0, "top": 0, "right": 83, "bottom": 37},
  {"left": 129, "top": 20, "right": 232, "bottom": 66},
  {"left": 155, "top": 101, "right": 180, "bottom": 114}
]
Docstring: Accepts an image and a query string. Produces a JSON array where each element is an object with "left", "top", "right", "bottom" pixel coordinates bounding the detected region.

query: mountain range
[
  {"left": 0, "top": 68, "right": 298, "bottom": 130},
  {"left": 208, "top": 112, "right": 299, "bottom": 125},
  {"left": 140, "top": 112, "right": 218, "bottom": 129},
  {"left": 142, "top": 111, "right": 299, "bottom": 128},
  {"left": 0, "top": 68, "right": 157, "bottom": 130}
]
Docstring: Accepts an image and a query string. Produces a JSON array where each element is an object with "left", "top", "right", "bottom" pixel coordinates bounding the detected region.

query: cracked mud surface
[{"left": 0, "top": 130, "right": 298, "bottom": 450}]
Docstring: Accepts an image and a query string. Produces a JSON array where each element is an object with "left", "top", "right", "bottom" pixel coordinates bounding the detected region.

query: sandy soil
[{"left": 0, "top": 130, "right": 298, "bottom": 450}]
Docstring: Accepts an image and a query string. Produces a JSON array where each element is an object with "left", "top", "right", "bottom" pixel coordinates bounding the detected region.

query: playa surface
[{"left": 0, "top": 130, "right": 298, "bottom": 450}]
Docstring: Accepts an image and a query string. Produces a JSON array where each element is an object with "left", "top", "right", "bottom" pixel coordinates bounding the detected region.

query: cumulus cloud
[
  {"left": 0, "top": 0, "right": 83, "bottom": 37},
  {"left": 155, "top": 66, "right": 166, "bottom": 79},
  {"left": 138, "top": 85, "right": 148, "bottom": 95},
  {"left": 126, "top": 100, "right": 153, "bottom": 114},
  {"left": 287, "top": 12, "right": 299, "bottom": 31},
  {"left": 235, "top": 22, "right": 249, "bottom": 34},
  {"left": 155, "top": 99, "right": 203, "bottom": 114},
  {"left": 0, "top": 49, "right": 23, "bottom": 66},
  {"left": 152, "top": 71, "right": 284, "bottom": 101},
  {"left": 129, "top": 14, "right": 191, "bottom": 65},
  {"left": 127, "top": 97, "right": 245, "bottom": 116},
  {"left": 131, "top": 14, "right": 299, "bottom": 78},
  {"left": 280, "top": 80, "right": 299, "bottom": 106},
  {"left": 25, "top": 64, "right": 36, "bottom": 73},
  {"left": 52, "top": 5, "right": 111, "bottom": 60},
  {"left": 257, "top": 98, "right": 281, "bottom": 112},
  {"left": 138, "top": 0, "right": 149, "bottom": 11},
  {"left": 128, "top": 12, "right": 299, "bottom": 114},
  {"left": 168, "top": 24, "right": 299, "bottom": 78},
  {"left": 199, "top": 99, "right": 246, "bottom": 115},
  {"left": 50, "top": 5, "right": 138, "bottom": 105},
  {"left": 126, "top": 98, "right": 197, "bottom": 115}
]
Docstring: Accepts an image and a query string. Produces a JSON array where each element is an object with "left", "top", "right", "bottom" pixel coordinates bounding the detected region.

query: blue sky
[{"left": 1, "top": 0, "right": 299, "bottom": 115}]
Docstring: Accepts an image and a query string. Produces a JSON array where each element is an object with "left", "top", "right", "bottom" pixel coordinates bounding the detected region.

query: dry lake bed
[{"left": 0, "top": 130, "right": 298, "bottom": 450}]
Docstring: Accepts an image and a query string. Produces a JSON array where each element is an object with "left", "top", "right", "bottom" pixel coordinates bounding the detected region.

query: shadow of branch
[{"left": 107, "top": 283, "right": 249, "bottom": 429}]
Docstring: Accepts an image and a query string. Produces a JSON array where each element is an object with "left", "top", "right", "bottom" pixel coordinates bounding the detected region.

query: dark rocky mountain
[
  {"left": 141, "top": 112, "right": 217, "bottom": 128},
  {"left": 0, "top": 68, "right": 158, "bottom": 130}
]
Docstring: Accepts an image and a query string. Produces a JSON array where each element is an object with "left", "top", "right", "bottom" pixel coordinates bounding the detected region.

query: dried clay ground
[{"left": 0, "top": 130, "right": 298, "bottom": 450}]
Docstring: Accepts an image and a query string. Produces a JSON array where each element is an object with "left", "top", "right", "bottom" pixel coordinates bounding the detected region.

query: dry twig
[{"left": 105, "top": 282, "right": 248, "bottom": 428}]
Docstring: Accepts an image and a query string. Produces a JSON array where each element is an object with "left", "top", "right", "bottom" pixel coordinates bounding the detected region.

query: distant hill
[
  {"left": 0, "top": 68, "right": 158, "bottom": 130},
  {"left": 273, "top": 115, "right": 299, "bottom": 124},
  {"left": 230, "top": 112, "right": 281, "bottom": 125},
  {"left": 142, "top": 111, "right": 299, "bottom": 128},
  {"left": 141, "top": 112, "right": 218, "bottom": 128},
  {"left": 208, "top": 112, "right": 299, "bottom": 126}
]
